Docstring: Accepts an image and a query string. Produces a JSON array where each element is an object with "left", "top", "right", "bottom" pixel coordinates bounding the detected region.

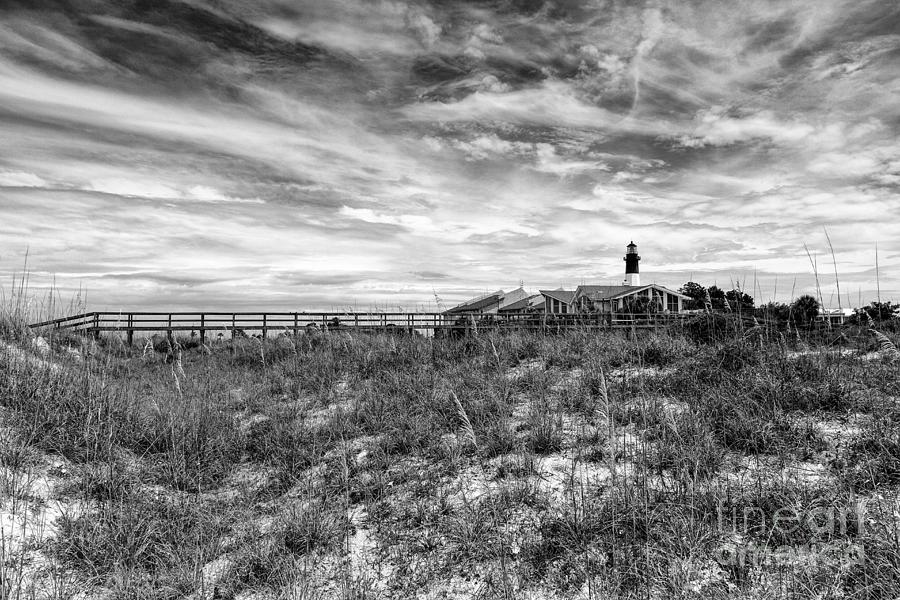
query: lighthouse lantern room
[{"left": 623, "top": 241, "right": 640, "bottom": 286}]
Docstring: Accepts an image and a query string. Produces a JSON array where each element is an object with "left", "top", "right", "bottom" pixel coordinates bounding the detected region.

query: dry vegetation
[{"left": 2, "top": 305, "right": 900, "bottom": 599}]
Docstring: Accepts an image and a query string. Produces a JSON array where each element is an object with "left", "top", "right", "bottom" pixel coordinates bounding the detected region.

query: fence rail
[{"left": 29, "top": 311, "right": 692, "bottom": 345}]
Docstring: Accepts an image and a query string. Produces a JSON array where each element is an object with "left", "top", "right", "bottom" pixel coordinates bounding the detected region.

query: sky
[{"left": 1, "top": 0, "right": 899, "bottom": 312}]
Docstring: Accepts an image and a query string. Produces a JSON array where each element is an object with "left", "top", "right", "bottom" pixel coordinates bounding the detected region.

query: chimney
[{"left": 623, "top": 241, "right": 640, "bottom": 286}]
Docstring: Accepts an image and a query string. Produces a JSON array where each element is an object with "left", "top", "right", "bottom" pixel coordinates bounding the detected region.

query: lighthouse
[{"left": 623, "top": 241, "right": 640, "bottom": 286}]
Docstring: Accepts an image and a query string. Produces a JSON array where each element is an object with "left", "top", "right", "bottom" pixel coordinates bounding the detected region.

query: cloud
[
  {"left": 411, "top": 270, "right": 449, "bottom": 280},
  {"left": 408, "top": 12, "right": 442, "bottom": 48},
  {"left": 338, "top": 206, "right": 437, "bottom": 234},
  {"left": 405, "top": 80, "right": 673, "bottom": 135},
  {"left": 0, "top": 20, "right": 111, "bottom": 72},
  {"left": 0, "top": 171, "right": 48, "bottom": 188},
  {"left": 89, "top": 178, "right": 180, "bottom": 199},
  {"left": 451, "top": 134, "right": 525, "bottom": 161},
  {"left": 1, "top": 0, "right": 899, "bottom": 308},
  {"left": 676, "top": 108, "right": 816, "bottom": 147},
  {"left": 532, "top": 144, "right": 610, "bottom": 176},
  {"left": 252, "top": 0, "right": 442, "bottom": 57}
]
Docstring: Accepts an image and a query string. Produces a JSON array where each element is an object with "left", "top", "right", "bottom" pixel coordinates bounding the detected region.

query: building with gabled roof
[
  {"left": 445, "top": 242, "right": 690, "bottom": 319},
  {"left": 443, "top": 287, "right": 531, "bottom": 319},
  {"left": 539, "top": 288, "right": 576, "bottom": 314},
  {"left": 499, "top": 293, "right": 544, "bottom": 313},
  {"left": 573, "top": 283, "right": 690, "bottom": 314},
  {"left": 817, "top": 307, "right": 854, "bottom": 326},
  {"left": 539, "top": 243, "right": 690, "bottom": 315}
]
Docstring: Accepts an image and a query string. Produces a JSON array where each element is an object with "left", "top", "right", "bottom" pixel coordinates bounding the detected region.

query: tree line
[{"left": 676, "top": 281, "right": 899, "bottom": 327}]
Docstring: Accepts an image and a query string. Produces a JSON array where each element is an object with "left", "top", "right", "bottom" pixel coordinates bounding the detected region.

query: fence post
[
  {"left": 127, "top": 314, "right": 133, "bottom": 346},
  {"left": 231, "top": 314, "right": 236, "bottom": 340},
  {"left": 200, "top": 314, "right": 206, "bottom": 345},
  {"left": 92, "top": 313, "right": 100, "bottom": 339},
  {"left": 262, "top": 314, "right": 267, "bottom": 340},
  {"left": 293, "top": 313, "right": 298, "bottom": 338}
]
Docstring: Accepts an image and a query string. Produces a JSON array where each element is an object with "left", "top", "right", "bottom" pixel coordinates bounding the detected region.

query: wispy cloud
[{"left": 1, "top": 0, "right": 898, "bottom": 309}]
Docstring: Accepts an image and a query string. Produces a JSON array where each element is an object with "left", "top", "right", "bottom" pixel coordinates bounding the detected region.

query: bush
[
  {"left": 54, "top": 492, "right": 226, "bottom": 596},
  {"left": 279, "top": 500, "right": 349, "bottom": 555},
  {"left": 681, "top": 313, "right": 744, "bottom": 344},
  {"left": 642, "top": 410, "right": 724, "bottom": 480},
  {"left": 636, "top": 334, "right": 694, "bottom": 366},
  {"left": 525, "top": 399, "right": 563, "bottom": 455},
  {"left": 840, "top": 417, "right": 900, "bottom": 490},
  {"left": 716, "top": 340, "right": 759, "bottom": 371}
]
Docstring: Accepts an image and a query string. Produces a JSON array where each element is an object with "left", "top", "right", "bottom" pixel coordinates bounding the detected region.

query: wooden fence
[{"left": 28, "top": 311, "right": 691, "bottom": 345}]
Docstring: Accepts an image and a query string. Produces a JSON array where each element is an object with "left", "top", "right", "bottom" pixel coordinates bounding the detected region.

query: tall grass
[
  {"left": 0, "top": 256, "right": 86, "bottom": 342},
  {"left": 1, "top": 294, "right": 900, "bottom": 598}
]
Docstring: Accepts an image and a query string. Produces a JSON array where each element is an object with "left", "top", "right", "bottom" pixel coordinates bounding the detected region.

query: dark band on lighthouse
[{"left": 624, "top": 241, "right": 640, "bottom": 286}]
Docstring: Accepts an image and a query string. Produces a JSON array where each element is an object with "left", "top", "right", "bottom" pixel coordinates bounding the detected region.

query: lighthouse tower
[{"left": 623, "top": 241, "right": 640, "bottom": 286}]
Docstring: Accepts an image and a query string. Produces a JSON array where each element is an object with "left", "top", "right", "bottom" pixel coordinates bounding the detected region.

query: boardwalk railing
[{"left": 29, "top": 311, "right": 691, "bottom": 345}]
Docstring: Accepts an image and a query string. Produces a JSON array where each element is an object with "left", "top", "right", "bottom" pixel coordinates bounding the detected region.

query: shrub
[
  {"left": 840, "top": 417, "right": 900, "bottom": 490},
  {"left": 54, "top": 492, "right": 226, "bottom": 596},
  {"left": 526, "top": 399, "right": 563, "bottom": 455},
  {"left": 279, "top": 501, "right": 349, "bottom": 555},
  {"left": 681, "top": 313, "right": 744, "bottom": 344},
  {"left": 636, "top": 334, "right": 693, "bottom": 366},
  {"left": 642, "top": 410, "right": 724, "bottom": 480},
  {"left": 715, "top": 340, "right": 759, "bottom": 371},
  {"left": 698, "top": 387, "right": 825, "bottom": 456},
  {"left": 480, "top": 418, "right": 518, "bottom": 458}
]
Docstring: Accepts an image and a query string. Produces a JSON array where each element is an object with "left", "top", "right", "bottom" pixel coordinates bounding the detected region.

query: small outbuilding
[
  {"left": 443, "top": 287, "right": 531, "bottom": 321},
  {"left": 539, "top": 289, "right": 576, "bottom": 314}
]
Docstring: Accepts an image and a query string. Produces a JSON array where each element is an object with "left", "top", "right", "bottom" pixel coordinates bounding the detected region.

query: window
[{"left": 667, "top": 294, "right": 679, "bottom": 312}]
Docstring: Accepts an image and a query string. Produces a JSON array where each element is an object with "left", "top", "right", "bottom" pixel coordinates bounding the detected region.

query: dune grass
[{"left": 1, "top": 316, "right": 900, "bottom": 599}]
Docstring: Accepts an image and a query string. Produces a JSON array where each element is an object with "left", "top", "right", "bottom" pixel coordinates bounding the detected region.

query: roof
[
  {"left": 659, "top": 286, "right": 692, "bottom": 300},
  {"left": 575, "top": 285, "right": 633, "bottom": 300},
  {"left": 444, "top": 290, "right": 503, "bottom": 314},
  {"left": 499, "top": 287, "right": 530, "bottom": 309},
  {"left": 444, "top": 287, "right": 532, "bottom": 314},
  {"left": 819, "top": 308, "right": 854, "bottom": 316},
  {"left": 539, "top": 289, "right": 576, "bottom": 304},
  {"left": 575, "top": 284, "right": 691, "bottom": 301},
  {"left": 499, "top": 294, "right": 544, "bottom": 312}
]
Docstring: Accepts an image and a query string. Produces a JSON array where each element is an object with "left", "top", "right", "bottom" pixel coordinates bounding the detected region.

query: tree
[
  {"left": 853, "top": 301, "right": 900, "bottom": 324},
  {"left": 725, "top": 289, "right": 754, "bottom": 313},
  {"left": 755, "top": 302, "right": 791, "bottom": 323},
  {"left": 679, "top": 281, "right": 707, "bottom": 310},
  {"left": 620, "top": 295, "right": 662, "bottom": 315},
  {"left": 791, "top": 294, "right": 820, "bottom": 326},
  {"left": 707, "top": 285, "right": 726, "bottom": 311}
]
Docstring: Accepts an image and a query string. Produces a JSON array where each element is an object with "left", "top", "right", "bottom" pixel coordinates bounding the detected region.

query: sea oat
[
  {"left": 449, "top": 390, "right": 477, "bottom": 449},
  {"left": 871, "top": 329, "right": 900, "bottom": 361}
]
